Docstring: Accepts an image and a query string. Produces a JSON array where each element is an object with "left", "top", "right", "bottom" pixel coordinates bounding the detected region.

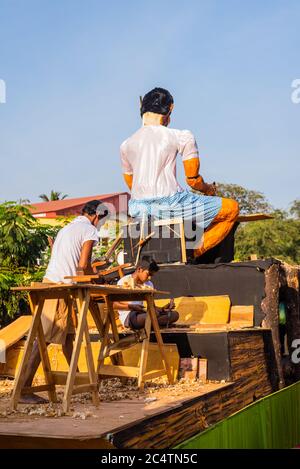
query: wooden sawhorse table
[
  {"left": 90, "top": 286, "right": 173, "bottom": 389},
  {"left": 10, "top": 284, "right": 172, "bottom": 412}
]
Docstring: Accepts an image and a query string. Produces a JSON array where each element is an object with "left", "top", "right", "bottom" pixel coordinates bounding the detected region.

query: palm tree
[{"left": 39, "top": 191, "right": 68, "bottom": 202}]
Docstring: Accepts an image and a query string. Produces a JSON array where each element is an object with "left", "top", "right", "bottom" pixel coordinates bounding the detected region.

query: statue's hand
[{"left": 205, "top": 183, "right": 217, "bottom": 196}]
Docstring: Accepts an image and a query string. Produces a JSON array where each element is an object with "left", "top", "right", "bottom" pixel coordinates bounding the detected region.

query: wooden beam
[
  {"left": 261, "top": 264, "right": 284, "bottom": 388},
  {"left": 237, "top": 213, "right": 273, "bottom": 222},
  {"left": 98, "top": 364, "right": 140, "bottom": 378}
]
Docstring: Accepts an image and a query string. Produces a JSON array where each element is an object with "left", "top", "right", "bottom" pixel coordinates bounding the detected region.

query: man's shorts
[{"left": 40, "top": 279, "right": 77, "bottom": 345}]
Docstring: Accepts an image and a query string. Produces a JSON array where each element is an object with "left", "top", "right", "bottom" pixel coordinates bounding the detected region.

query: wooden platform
[
  {"left": 0, "top": 381, "right": 230, "bottom": 449},
  {"left": 0, "top": 327, "right": 279, "bottom": 448},
  {"left": 154, "top": 328, "right": 279, "bottom": 383}
]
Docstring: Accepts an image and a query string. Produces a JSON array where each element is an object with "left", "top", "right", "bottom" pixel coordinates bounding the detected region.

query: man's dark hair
[
  {"left": 136, "top": 256, "right": 159, "bottom": 274},
  {"left": 82, "top": 199, "right": 109, "bottom": 219},
  {"left": 140, "top": 87, "right": 173, "bottom": 117}
]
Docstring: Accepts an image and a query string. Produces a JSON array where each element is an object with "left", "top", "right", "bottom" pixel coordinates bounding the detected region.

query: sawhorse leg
[
  {"left": 97, "top": 297, "right": 125, "bottom": 370},
  {"left": 10, "top": 294, "right": 57, "bottom": 410},
  {"left": 106, "top": 297, "right": 124, "bottom": 367},
  {"left": 63, "top": 289, "right": 99, "bottom": 413},
  {"left": 138, "top": 294, "right": 173, "bottom": 388},
  {"left": 137, "top": 304, "right": 152, "bottom": 389},
  {"left": 31, "top": 293, "right": 57, "bottom": 403}
]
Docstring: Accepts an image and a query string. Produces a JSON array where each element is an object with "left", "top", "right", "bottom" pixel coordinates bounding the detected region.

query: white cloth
[
  {"left": 45, "top": 216, "right": 99, "bottom": 284},
  {"left": 120, "top": 125, "right": 199, "bottom": 199},
  {"left": 117, "top": 274, "right": 153, "bottom": 326}
]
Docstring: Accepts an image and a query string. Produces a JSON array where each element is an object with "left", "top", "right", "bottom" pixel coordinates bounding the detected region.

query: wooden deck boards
[
  {"left": 0, "top": 382, "right": 230, "bottom": 448},
  {"left": 0, "top": 328, "right": 279, "bottom": 448}
]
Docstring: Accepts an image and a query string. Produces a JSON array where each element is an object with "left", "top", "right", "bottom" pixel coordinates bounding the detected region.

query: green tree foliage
[
  {"left": 217, "top": 183, "right": 273, "bottom": 214},
  {"left": 214, "top": 184, "right": 300, "bottom": 264},
  {"left": 0, "top": 202, "right": 59, "bottom": 325},
  {"left": 235, "top": 216, "right": 300, "bottom": 264},
  {"left": 290, "top": 199, "right": 300, "bottom": 219},
  {"left": 0, "top": 201, "right": 55, "bottom": 269},
  {"left": 0, "top": 270, "right": 45, "bottom": 326},
  {"left": 39, "top": 190, "right": 68, "bottom": 202}
]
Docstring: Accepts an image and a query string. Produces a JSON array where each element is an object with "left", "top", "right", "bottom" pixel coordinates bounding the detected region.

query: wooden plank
[
  {"left": 12, "top": 285, "right": 79, "bottom": 291},
  {"left": 99, "top": 335, "right": 140, "bottom": 360},
  {"left": 22, "top": 384, "right": 55, "bottom": 395},
  {"left": 180, "top": 221, "right": 187, "bottom": 263},
  {"left": 102, "top": 230, "right": 124, "bottom": 262},
  {"left": 189, "top": 324, "right": 230, "bottom": 331},
  {"left": 36, "top": 323, "right": 58, "bottom": 403},
  {"left": 79, "top": 289, "right": 100, "bottom": 407},
  {"left": 135, "top": 215, "right": 146, "bottom": 265},
  {"left": 0, "top": 316, "right": 31, "bottom": 350},
  {"left": 106, "top": 297, "right": 124, "bottom": 366},
  {"left": 91, "top": 260, "right": 107, "bottom": 268},
  {"left": 155, "top": 295, "right": 231, "bottom": 325},
  {"left": 137, "top": 303, "right": 151, "bottom": 389},
  {"left": 230, "top": 305, "right": 254, "bottom": 325},
  {"left": 98, "top": 364, "right": 140, "bottom": 378},
  {"left": 199, "top": 359, "right": 208, "bottom": 382},
  {"left": 62, "top": 288, "right": 91, "bottom": 413},
  {"left": 72, "top": 384, "right": 98, "bottom": 395},
  {"left": 97, "top": 302, "right": 112, "bottom": 373},
  {"left": 142, "top": 369, "right": 168, "bottom": 380},
  {"left": 87, "top": 301, "right": 105, "bottom": 331},
  {"left": 83, "top": 325, "right": 100, "bottom": 406},
  {"left": 100, "top": 265, "right": 132, "bottom": 277},
  {"left": 237, "top": 213, "right": 273, "bottom": 222},
  {"left": 145, "top": 293, "right": 173, "bottom": 385},
  {"left": 10, "top": 299, "right": 45, "bottom": 410},
  {"left": 12, "top": 284, "right": 169, "bottom": 297},
  {"left": 29, "top": 293, "right": 58, "bottom": 403},
  {"left": 280, "top": 264, "right": 300, "bottom": 381},
  {"left": 100, "top": 343, "right": 138, "bottom": 359},
  {"left": 64, "top": 275, "right": 99, "bottom": 282},
  {"left": 52, "top": 371, "right": 90, "bottom": 385},
  {"left": 261, "top": 264, "right": 284, "bottom": 388},
  {"left": 154, "top": 218, "right": 183, "bottom": 227}
]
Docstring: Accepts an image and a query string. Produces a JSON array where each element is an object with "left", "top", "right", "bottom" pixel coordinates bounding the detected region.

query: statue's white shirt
[{"left": 120, "top": 125, "right": 199, "bottom": 199}]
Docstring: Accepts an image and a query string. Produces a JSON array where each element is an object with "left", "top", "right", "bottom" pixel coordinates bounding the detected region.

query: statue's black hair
[{"left": 140, "top": 87, "right": 173, "bottom": 117}]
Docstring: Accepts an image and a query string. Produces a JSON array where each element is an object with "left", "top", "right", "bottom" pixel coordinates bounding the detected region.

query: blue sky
[{"left": 0, "top": 0, "right": 299, "bottom": 210}]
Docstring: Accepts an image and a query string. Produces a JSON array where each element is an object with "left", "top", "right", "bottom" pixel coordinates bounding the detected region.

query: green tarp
[{"left": 176, "top": 381, "right": 300, "bottom": 449}]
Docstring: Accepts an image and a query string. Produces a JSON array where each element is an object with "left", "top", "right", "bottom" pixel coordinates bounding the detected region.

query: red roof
[{"left": 29, "top": 192, "right": 129, "bottom": 216}]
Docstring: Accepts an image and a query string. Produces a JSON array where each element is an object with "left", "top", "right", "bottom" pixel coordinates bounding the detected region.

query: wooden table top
[{"left": 11, "top": 283, "right": 169, "bottom": 297}]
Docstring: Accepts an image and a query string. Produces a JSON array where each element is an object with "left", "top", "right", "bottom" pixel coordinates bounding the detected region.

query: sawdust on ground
[{"left": 0, "top": 376, "right": 223, "bottom": 420}]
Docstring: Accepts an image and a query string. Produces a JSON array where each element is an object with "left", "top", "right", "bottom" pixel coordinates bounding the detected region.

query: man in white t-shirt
[
  {"left": 21, "top": 199, "right": 109, "bottom": 403},
  {"left": 115, "top": 258, "right": 179, "bottom": 330}
]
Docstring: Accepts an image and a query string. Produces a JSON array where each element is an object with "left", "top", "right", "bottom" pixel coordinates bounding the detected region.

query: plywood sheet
[{"left": 155, "top": 295, "right": 231, "bottom": 325}]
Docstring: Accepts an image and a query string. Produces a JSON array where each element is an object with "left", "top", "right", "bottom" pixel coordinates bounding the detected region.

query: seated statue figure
[{"left": 120, "top": 87, "right": 239, "bottom": 258}]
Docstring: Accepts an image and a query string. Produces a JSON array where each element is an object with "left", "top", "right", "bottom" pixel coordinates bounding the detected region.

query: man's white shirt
[
  {"left": 117, "top": 274, "right": 153, "bottom": 326},
  {"left": 45, "top": 216, "right": 99, "bottom": 284}
]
